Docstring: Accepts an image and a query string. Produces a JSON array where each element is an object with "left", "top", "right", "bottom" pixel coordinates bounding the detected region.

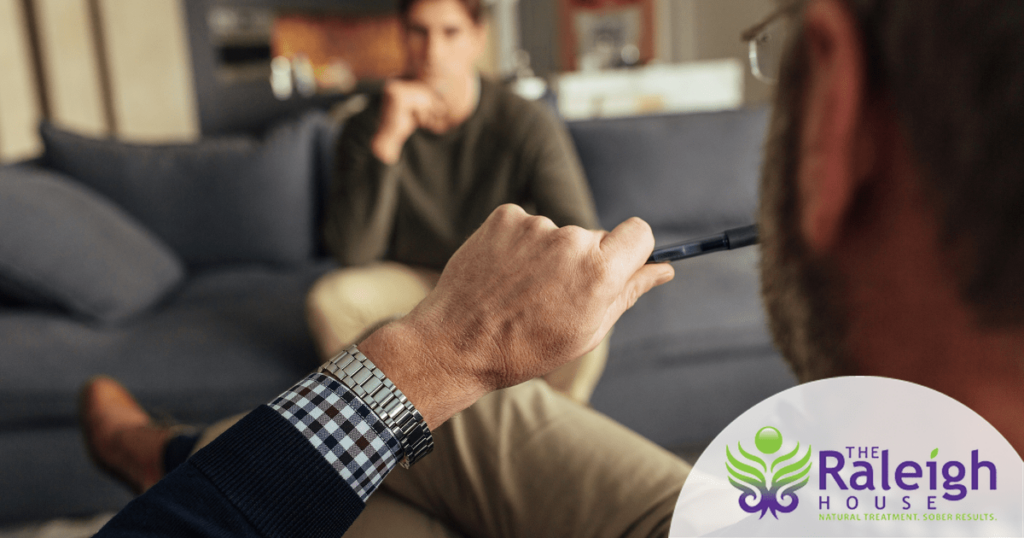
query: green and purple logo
[{"left": 726, "top": 426, "right": 813, "bottom": 519}]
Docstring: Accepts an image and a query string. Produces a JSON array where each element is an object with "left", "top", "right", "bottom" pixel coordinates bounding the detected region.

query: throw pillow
[
  {"left": 0, "top": 166, "right": 185, "bottom": 322},
  {"left": 568, "top": 108, "right": 768, "bottom": 232},
  {"left": 40, "top": 113, "right": 325, "bottom": 268}
]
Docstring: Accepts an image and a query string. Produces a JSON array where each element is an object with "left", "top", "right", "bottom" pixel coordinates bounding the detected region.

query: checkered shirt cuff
[{"left": 269, "top": 373, "right": 402, "bottom": 502}]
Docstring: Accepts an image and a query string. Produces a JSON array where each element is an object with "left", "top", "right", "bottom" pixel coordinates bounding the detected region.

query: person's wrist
[
  {"left": 317, "top": 344, "right": 433, "bottom": 467},
  {"left": 357, "top": 317, "right": 487, "bottom": 430}
]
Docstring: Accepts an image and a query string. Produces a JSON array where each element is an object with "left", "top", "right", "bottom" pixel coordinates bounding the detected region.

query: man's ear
[{"left": 797, "top": 0, "right": 872, "bottom": 254}]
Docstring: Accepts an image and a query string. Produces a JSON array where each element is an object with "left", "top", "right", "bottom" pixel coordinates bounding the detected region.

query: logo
[
  {"left": 670, "top": 378, "right": 1023, "bottom": 537},
  {"left": 726, "top": 426, "right": 813, "bottom": 519}
]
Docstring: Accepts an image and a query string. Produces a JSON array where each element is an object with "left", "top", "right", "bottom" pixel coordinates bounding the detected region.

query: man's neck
[
  {"left": 851, "top": 299, "right": 1024, "bottom": 456},
  {"left": 837, "top": 167, "right": 1024, "bottom": 457}
]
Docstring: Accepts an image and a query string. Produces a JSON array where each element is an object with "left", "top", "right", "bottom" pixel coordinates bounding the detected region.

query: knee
[
  {"left": 305, "top": 277, "right": 334, "bottom": 319},
  {"left": 308, "top": 269, "right": 370, "bottom": 311}
]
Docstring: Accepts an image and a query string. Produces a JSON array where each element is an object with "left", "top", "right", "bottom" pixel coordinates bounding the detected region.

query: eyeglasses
[{"left": 741, "top": 2, "right": 802, "bottom": 84}]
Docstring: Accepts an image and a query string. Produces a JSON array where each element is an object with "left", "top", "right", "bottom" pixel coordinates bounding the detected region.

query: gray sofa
[
  {"left": 571, "top": 109, "right": 797, "bottom": 448},
  {"left": 0, "top": 106, "right": 794, "bottom": 525}
]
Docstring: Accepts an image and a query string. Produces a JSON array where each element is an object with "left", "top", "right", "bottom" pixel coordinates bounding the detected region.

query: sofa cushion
[
  {"left": 0, "top": 166, "right": 184, "bottom": 323},
  {"left": 568, "top": 108, "right": 769, "bottom": 233},
  {"left": 608, "top": 242, "right": 771, "bottom": 364},
  {"left": 590, "top": 242, "right": 796, "bottom": 447},
  {"left": 40, "top": 113, "right": 325, "bottom": 269},
  {"left": 0, "top": 261, "right": 334, "bottom": 430},
  {"left": 0, "top": 427, "right": 132, "bottom": 524}
]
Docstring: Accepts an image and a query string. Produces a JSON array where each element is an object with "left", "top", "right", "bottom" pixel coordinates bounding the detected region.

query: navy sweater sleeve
[{"left": 96, "top": 406, "right": 366, "bottom": 537}]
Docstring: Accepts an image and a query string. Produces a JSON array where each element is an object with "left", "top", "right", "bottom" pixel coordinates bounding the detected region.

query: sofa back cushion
[
  {"left": 0, "top": 166, "right": 184, "bottom": 322},
  {"left": 40, "top": 112, "right": 328, "bottom": 269},
  {"left": 568, "top": 108, "right": 769, "bottom": 233}
]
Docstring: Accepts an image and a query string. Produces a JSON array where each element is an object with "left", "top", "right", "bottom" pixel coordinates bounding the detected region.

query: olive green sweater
[{"left": 324, "top": 78, "right": 599, "bottom": 271}]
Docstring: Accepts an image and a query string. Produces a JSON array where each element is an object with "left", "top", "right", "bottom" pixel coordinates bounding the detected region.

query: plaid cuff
[{"left": 269, "top": 373, "right": 402, "bottom": 502}]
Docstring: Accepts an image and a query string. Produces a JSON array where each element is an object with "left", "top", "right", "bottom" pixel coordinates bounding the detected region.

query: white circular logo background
[{"left": 670, "top": 376, "right": 1023, "bottom": 537}]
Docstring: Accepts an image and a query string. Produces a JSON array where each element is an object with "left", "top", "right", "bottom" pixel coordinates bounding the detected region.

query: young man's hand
[
  {"left": 360, "top": 205, "right": 675, "bottom": 429},
  {"left": 372, "top": 79, "right": 450, "bottom": 164}
]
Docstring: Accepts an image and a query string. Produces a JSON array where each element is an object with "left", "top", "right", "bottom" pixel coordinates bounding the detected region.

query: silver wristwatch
[{"left": 318, "top": 344, "right": 434, "bottom": 468}]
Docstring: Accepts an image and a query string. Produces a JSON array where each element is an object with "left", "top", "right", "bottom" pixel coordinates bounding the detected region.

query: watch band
[{"left": 318, "top": 345, "right": 434, "bottom": 468}]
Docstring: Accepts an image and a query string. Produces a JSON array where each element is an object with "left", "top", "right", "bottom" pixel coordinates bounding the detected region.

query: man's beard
[{"left": 758, "top": 29, "right": 854, "bottom": 382}]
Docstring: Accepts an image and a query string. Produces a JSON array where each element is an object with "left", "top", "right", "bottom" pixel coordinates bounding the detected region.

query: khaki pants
[
  {"left": 305, "top": 262, "right": 610, "bottom": 404},
  {"left": 197, "top": 380, "right": 689, "bottom": 538},
  {"left": 190, "top": 263, "right": 686, "bottom": 537}
]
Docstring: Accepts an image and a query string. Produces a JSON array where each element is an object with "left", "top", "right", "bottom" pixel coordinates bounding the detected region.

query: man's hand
[
  {"left": 372, "top": 79, "right": 450, "bottom": 164},
  {"left": 360, "top": 205, "right": 675, "bottom": 429}
]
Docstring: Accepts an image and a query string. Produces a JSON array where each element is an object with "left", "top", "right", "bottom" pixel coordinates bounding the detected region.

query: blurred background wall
[
  {"left": 521, "top": 0, "right": 775, "bottom": 104},
  {"left": 0, "top": 0, "right": 776, "bottom": 164},
  {"left": 0, "top": 0, "right": 197, "bottom": 164}
]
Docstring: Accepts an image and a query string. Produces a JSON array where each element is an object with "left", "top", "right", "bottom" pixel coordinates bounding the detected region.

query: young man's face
[{"left": 403, "top": 0, "right": 486, "bottom": 91}]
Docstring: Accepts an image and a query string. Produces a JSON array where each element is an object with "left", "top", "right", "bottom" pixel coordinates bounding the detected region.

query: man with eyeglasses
[{"left": 87, "top": 0, "right": 1024, "bottom": 536}]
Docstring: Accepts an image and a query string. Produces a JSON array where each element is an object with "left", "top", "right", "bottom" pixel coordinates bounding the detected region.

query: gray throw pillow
[
  {"left": 568, "top": 108, "right": 769, "bottom": 233},
  {"left": 0, "top": 166, "right": 185, "bottom": 322},
  {"left": 40, "top": 112, "right": 325, "bottom": 268}
]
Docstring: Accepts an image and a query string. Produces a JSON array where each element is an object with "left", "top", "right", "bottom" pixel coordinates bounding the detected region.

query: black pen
[{"left": 647, "top": 225, "right": 759, "bottom": 264}]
